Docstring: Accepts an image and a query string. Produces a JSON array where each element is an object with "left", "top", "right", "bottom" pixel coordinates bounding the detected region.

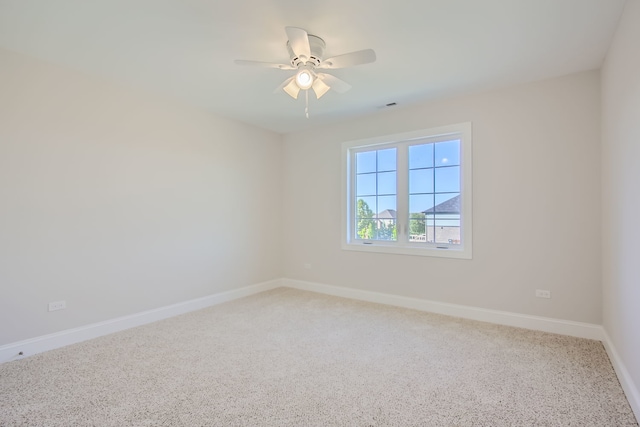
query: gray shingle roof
[
  {"left": 377, "top": 209, "right": 397, "bottom": 219},
  {"left": 423, "top": 194, "right": 460, "bottom": 214}
]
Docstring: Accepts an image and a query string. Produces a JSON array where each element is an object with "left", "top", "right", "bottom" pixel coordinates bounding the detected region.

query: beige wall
[
  {"left": 602, "top": 0, "right": 640, "bottom": 406},
  {"left": 0, "top": 36, "right": 617, "bottom": 352},
  {"left": 283, "top": 70, "right": 602, "bottom": 324},
  {"left": 0, "top": 48, "right": 283, "bottom": 345}
]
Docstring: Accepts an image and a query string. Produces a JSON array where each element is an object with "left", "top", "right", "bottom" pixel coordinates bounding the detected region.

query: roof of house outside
[
  {"left": 377, "top": 209, "right": 397, "bottom": 219},
  {"left": 423, "top": 195, "right": 460, "bottom": 214}
]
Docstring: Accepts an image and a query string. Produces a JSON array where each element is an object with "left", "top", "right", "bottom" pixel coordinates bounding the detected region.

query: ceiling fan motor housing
[{"left": 288, "top": 34, "right": 325, "bottom": 68}]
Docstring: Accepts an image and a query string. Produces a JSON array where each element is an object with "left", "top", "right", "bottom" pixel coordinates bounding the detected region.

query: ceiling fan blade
[
  {"left": 285, "top": 27, "right": 311, "bottom": 61},
  {"left": 317, "top": 73, "right": 352, "bottom": 93},
  {"left": 318, "top": 49, "right": 376, "bottom": 69},
  {"left": 234, "top": 60, "right": 295, "bottom": 70},
  {"left": 312, "top": 78, "right": 331, "bottom": 99}
]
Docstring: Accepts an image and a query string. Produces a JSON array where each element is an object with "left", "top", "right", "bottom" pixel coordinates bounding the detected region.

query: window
[{"left": 342, "top": 123, "right": 472, "bottom": 259}]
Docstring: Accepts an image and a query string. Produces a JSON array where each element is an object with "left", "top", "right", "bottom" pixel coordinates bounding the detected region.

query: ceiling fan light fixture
[
  {"left": 283, "top": 78, "right": 301, "bottom": 99},
  {"left": 295, "top": 69, "right": 314, "bottom": 90},
  {"left": 312, "top": 77, "right": 331, "bottom": 99}
]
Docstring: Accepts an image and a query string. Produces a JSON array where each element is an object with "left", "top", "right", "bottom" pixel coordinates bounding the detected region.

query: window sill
[{"left": 341, "top": 242, "right": 472, "bottom": 259}]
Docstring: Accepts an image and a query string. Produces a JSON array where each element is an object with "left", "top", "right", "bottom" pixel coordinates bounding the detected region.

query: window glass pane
[
  {"left": 409, "top": 144, "right": 433, "bottom": 169},
  {"left": 356, "top": 151, "right": 376, "bottom": 173},
  {"left": 356, "top": 217, "right": 376, "bottom": 240},
  {"left": 376, "top": 194, "right": 396, "bottom": 241},
  {"left": 426, "top": 223, "right": 435, "bottom": 243},
  {"left": 356, "top": 197, "right": 376, "bottom": 218},
  {"left": 355, "top": 149, "right": 397, "bottom": 242},
  {"left": 434, "top": 193, "right": 460, "bottom": 213},
  {"left": 435, "top": 140, "right": 460, "bottom": 166},
  {"left": 435, "top": 216, "right": 461, "bottom": 227},
  {"left": 409, "top": 194, "right": 434, "bottom": 214},
  {"left": 409, "top": 169, "right": 433, "bottom": 194},
  {"left": 375, "top": 219, "right": 397, "bottom": 241},
  {"left": 356, "top": 173, "right": 376, "bottom": 196},
  {"left": 435, "top": 216, "right": 461, "bottom": 245},
  {"left": 435, "top": 166, "right": 460, "bottom": 193},
  {"left": 377, "top": 148, "right": 397, "bottom": 172},
  {"left": 355, "top": 197, "right": 376, "bottom": 240},
  {"left": 377, "top": 195, "right": 396, "bottom": 215},
  {"left": 377, "top": 172, "right": 396, "bottom": 195},
  {"left": 409, "top": 212, "right": 426, "bottom": 242}
]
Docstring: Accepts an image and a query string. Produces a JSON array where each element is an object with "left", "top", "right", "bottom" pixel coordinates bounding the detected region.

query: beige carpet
[{"left": 0, "top": 288, "right": 637, "bottom": 426}]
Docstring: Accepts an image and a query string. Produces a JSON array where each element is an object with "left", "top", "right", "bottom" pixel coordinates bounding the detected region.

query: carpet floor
[{"left": 0, "top": 287, "right": 637, "bottom": 426}]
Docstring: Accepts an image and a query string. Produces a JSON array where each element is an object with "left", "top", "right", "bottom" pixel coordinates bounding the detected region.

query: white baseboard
[
  {"left": 601, "top": 329, "right": 640, "bottom": 422},
  {"left": 282, "top": 279, "right": 604, "bottom": 341},
  {"left": 0, "top": 279, "right": 282, "bottom": 364}
]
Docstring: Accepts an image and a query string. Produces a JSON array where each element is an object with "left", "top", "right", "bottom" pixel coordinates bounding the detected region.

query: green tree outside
[
  {"left": 356, "top": 199, "right": 376, "bottom": 239},
  {"left": 356, "top": 199, "right": 397, "bottom": 241},
  {"left": 410, "top": 212, "right": 426, "bottom": 237}
]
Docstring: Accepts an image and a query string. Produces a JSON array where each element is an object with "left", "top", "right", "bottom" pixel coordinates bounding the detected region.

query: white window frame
[{"left": 341, "top": 122, "right": 472, "bottom": 259}]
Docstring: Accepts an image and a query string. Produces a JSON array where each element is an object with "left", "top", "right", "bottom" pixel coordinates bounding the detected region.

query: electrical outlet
[
  {"left": 303, "top": 263, "right": 311, "bottom": 269},
  {"left": 535, "top": 289, "right": 551, "bottom": 299},
  {"left": 48, "top": 300, "right": 66, "bottom": 311}
]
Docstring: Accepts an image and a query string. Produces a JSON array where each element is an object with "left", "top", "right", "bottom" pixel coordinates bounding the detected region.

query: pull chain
[{"left": 305, "top": 89, "right": 309, "bottom": 119}]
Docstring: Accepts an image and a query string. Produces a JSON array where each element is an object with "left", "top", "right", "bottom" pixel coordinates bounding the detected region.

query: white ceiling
[{"left": 0, "top": 0, "right": 627, "bottom": 134}]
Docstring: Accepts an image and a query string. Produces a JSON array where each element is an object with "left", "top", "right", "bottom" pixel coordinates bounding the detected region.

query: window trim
[{"left": 341, "top": 122, "right": 472, "bottom": 259}]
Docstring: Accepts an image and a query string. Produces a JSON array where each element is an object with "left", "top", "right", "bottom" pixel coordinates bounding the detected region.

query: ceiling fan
[{"left": 235, "top": 27, "right": 376, "bottom": 117}]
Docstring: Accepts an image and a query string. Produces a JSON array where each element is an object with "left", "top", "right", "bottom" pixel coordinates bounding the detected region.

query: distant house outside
[
  {"left": 377, "top": 209, "right": 396, "bottom": 227},
  {"left": 365, "top": 196, "right": 460, "bottom": 244},
  {"left": 412, "top": 194, "right": 461, "bottom": 244},
  {"left": 371, "top": 197, "right": 460, "bottom": 244}
]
